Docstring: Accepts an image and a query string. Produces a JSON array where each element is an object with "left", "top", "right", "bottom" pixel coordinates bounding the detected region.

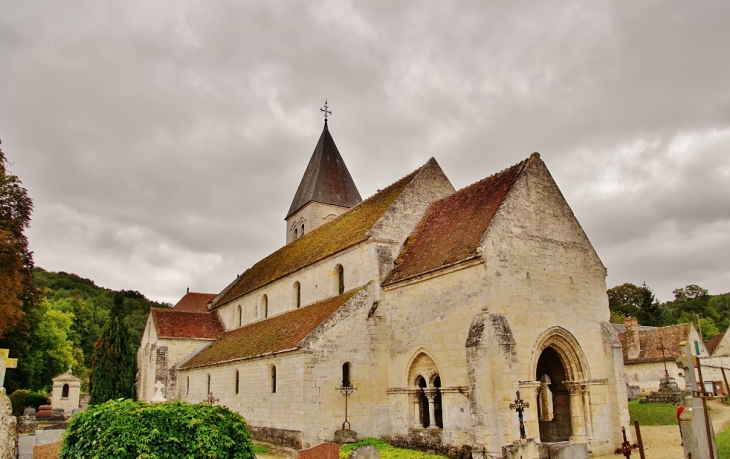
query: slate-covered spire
[{"left": 286, "top": 121, "right": 362, "bottom": 219}]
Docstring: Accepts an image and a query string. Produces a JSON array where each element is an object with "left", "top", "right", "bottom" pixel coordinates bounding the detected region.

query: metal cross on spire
[{"left": 320, "top": 99, "right": 332, "bottom": 122}]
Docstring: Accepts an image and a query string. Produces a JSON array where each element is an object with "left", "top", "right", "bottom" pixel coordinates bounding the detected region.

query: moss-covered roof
[
  {"left": 384, "top": 157, "right": 530, "bottom": 285},
  {"left": 212, "top": 166, "right": 422, "bottom": 307},
  {"left": 181, "top": 288, "right": 361, "bottom": 369}
]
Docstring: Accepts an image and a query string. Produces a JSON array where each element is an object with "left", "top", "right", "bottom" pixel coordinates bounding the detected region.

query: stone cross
[
  {"left": 0, "top": 349, "right": 18, "bottom": 393},
  {"left": 509, "top": 390, "right": 530, "bottom": 439},
  {"left": 151, "top": 380, "right": 167, "bottom": 403},
  {"left": 320, "top": 100, "right": 332, "bottom": 121}
]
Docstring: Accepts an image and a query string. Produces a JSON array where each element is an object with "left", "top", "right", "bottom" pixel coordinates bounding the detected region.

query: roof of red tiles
[
  {"left": 384, "top": 156, "right": 531, "bottom": 285},
  {"left": 181, "top": 288, "right": 361, "bottom": 369},
  {"left": 151, "top": 309, "right": 223, "bottom": 340},
  {"left": 617, "top": 323, "right": 691, "bottom": 364},
  {"left": 172, "top": 292, "right": 217, "bottom": 313},
  {"left": 211, "top": 163, "right": 427, "bottom": 308},
  {"left": 705, "top": 332, "right": 725, "bottom": 356}
]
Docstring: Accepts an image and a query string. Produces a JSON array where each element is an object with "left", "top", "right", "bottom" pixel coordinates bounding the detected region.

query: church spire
[{"left": 285, "top": 112, "right": 362, "bottom": 220}]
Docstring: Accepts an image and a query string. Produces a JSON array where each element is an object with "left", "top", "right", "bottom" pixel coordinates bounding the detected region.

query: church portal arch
[
  {"left": 532, "top": 327, "right": 590, "bottom": 443},
  {"left": 406, "top": 349, "right": 444, "bottom": 429}
]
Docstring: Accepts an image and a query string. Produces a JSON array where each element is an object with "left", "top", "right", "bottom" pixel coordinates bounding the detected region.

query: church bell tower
[{"left": 285, "top": 104, "right": 361, "bottom": 244}]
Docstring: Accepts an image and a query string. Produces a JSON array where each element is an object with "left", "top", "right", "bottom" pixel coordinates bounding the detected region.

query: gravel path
[{"left": 592, "top": 397, "right": 730, "bottom": 458}]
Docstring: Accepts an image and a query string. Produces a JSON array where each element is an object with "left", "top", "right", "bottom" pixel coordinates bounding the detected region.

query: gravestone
[
  {"left": 0, "top": 349, "right": 18, "bottom": 459},
  {"left": 348, "top": 444, "right": 380, "bottom": 459}
]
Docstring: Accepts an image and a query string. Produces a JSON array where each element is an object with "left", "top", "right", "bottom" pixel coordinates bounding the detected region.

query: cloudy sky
[{"left": 1, "top": 1, "right": 729, "bottom": 304}]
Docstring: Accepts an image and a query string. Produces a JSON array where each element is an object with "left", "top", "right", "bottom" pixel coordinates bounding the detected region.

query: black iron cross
[
  {"left": 336, "top": 384, "right": 357, "bottom": 430},
  {"left": 203, "top": 392, "right": 219, "bottom": 405},
  {"left": 614, "top": 426, "right": 639, "bottom": 458},
  {"left": 509, "top": 390, "right": 530, "bottom": 439},
  {"left": 658, "top": 340, "right": 670, "bottom": 380},
  {"left": 320, "top": 100, "right": 332, "bottom": 121}
]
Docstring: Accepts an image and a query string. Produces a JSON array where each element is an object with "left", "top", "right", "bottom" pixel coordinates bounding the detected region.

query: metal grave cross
[
  {"left": 0, "top": 349, "right": 18, "bottom": 393},
  {"left": 336, "top": 384, "right": 358, "bottom": 430},
  {"left": 509, "top": 390, "right": 530, "bottom": 439},
  {"left": 657, "top": 339, "right": 670, "bottom": 380},
  {"left": 320, "top": 100, "right": 332, "bottom": 121}
]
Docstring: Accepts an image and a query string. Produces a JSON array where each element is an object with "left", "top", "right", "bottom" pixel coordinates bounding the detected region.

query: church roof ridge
[
  {"left": 181, "top": 288, "right": 363, "bottom": 369},
  {"left": 172, "top": 291, "right": 218, "bottom": 313},
  {"left": 285, "top": 122, "right": 362, "bottom": 219},
  {"left": 383, "top": 156, "right": 533, "bottom": 285},
  {"left": 211, "top": 161, "right": 431, "bottom": 308}
]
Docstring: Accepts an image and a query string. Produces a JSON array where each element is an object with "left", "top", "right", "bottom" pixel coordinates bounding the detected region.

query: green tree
[
  {"left": 22, "top": 299, "right": 80, "bottom": 391},
  {"left": 607, "top": 282, "right": 663, "bottom": 326},
  {"left": 0, "top": 141, "right": 42, "bottom": 392},
  {"left": 90, "top": 293, "right": 137, "bottom": 403}
]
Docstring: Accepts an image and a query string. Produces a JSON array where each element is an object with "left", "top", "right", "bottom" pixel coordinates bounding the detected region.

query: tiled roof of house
[
  {"left": 286, "top": 121, "right": 362, "bottom": 219},
  {"left": 151, "top": 309, "right": 223, "bottom": 340},
  {"left": 172, "top": 292, "right": 217, "bottom": 313},
  {"left": 181, "top": 288, "right": 361, "bottom": 369},
  {"left": 617, "top": 323, "right": 691, "bottom": 364},
  {"left": 705, "top": 332, "right": 725, "bottom": 356},
  {"left": 212, "top": 165, "right": 423, "bottom": 308},
  {"left": 384, "top": 156, "right": 531, "bottom": 285}
]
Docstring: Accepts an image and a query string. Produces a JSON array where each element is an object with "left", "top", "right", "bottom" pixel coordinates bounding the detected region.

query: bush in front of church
[
  {"left": 8, "top": 390, "right": 50, "bottom": 416},
  {"left": 60, "top": 399, "right": 256, "bottom": 459}
]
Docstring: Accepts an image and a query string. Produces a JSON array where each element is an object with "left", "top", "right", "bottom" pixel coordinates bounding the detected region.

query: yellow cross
[{"left": 0, "top": 349, "right": 17, "bottom": 392}]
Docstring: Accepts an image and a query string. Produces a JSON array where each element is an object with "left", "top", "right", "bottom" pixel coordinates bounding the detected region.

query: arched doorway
[
  {"left": 533, "top": 327, "right": 590, "bottom": 443},
  {"left": 407, "top": 351, "right": 444, "bottom": 429},
  {"left": 536, "top": 347, "right": 570, "bottom": 442}
]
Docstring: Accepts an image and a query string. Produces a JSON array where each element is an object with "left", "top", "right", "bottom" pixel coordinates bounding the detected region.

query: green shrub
[
  {"left": 340, "top": 438, "right": 448, "bottom": 459},
  {"left": 26, "top": 392, "right": 50, "bottom": 410},
  {"left": 60, "top": 399, "right": 256, "bottom": 459},
  {"left": 8, "top": 390, "right": 49, "bottom": 416},
  {"left": 9, "top": 390, "right": 29, "bottom": 417}
]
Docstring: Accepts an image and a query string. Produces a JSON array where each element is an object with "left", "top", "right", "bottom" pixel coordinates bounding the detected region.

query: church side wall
[
  {"left": 296, "top": 283, "right": 388, "bottom": 447},
  {"left": 382, "top": 263, "right": 488, "bottom": 451},
  {"left": 178, "top": 352, "right": 308, "bottom": 448},
  {"left": 214, "top": 242, "right": 380, "bottom": 331},
  {"left": 481, "top": 157, "right": 622, "bottom": 455}
]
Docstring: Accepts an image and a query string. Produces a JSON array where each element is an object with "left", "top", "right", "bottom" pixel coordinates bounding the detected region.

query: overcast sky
[{"left": 2, "top": 1, "right": 729, "bottom": 304}]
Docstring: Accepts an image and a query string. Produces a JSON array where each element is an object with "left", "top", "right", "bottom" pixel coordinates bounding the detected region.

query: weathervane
[{"left": 320, "top": 99, "right": 332, "bottom": 121}]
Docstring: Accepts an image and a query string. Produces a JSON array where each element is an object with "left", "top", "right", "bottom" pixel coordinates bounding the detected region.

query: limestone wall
[
  {"left": 480, "top": 157, "right": 624, "bottom": 455},
  {"left": 286, "top": 202, "right": 349, "bottom": 244},
  {"left": 215, "top": 242, "right": 380, "bottom": 331},
  {"left": 137, "top": 316, "right": 214, "bottom": 402}
]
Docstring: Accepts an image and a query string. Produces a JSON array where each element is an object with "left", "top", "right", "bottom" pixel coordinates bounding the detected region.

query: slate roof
[
  {"left": 286, "top": 121, "right": 362, "bottom": 219},
  {"left": 151, "top": 309, "right": 223, "bottom": 340},
  {"left": 384, "top": 155, "right": 532, "bottom": 285},
  {"left": 616, "top": 323, "right": 691, "bottom": 364},
  {"left": 705, "top": 332, "right": 725, "bottom": 356},
  {"left": 181, "top": 288, "right": 361, "bottom": 369},
  {"left": 172, "top": 292, "right": 217, "bottom": 313},
  {"left": 211, "top": 164, "right": 424, "bottom": 308}
]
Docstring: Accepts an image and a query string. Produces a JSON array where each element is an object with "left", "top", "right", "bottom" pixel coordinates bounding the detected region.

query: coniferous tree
[{"left": 89, "top": 293, "right": 137, "bottom": 403}]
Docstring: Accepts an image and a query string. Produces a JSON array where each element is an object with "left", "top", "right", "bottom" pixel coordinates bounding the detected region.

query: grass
[
  {"left": 628, "top": 399, "right": 679, "bottom": 426},
  {"left": 252, "top": 443, "right": 268, "bottom": 454},
  {"left": 340, "top": 438, "right": 448, "bottom": 459},
  {"left": 719, "top": 428, "right": 730, "bottom": 459}
]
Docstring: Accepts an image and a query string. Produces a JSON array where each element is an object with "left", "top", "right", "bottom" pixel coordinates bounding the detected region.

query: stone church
[{"left": 138, "top": 119, "right": 630, "bottom": 456}]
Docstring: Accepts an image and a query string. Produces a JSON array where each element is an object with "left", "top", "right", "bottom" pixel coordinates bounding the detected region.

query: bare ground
[{"left": 592, "top": 397, "right": 730, "bottom": 458}]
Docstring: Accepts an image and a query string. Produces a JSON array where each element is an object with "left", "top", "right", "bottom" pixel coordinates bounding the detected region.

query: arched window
[
  {"left": 294, "top": 282, "right": 301, "bottom": 308},
  {"left": 416, "top": 375, "right": 429, "bottom": 428},
  {"left": 433, "top": 375, "right": 443, "bottom": 428},
  {"left": 301, "top": 223, "right": 304, "bottom": 236},
  {"left": 342, "top": 362, "right": 351, "bottom": 387},
  {"left": 207, "top": 374, "right": 211, "bottom": 395},
  {"left": 271, "top": 366, "right": 277, "bottom": 393},
  {"left": 294, "top": 228, "right": 298, "bottom": 239},
  {"left": 334, "top": 264, "right": 344, "bottom": 295},
  {"left": 61, "top": 384, "right": 70, "bottom": 398},
  {"left": 237, "top": 305, "right": 243, "bottom": 327},
  {"left": 186, "top": 376, "right": 190, "bottom": 395},
  {"left": 235, "top": 370, "right": 240, "bottom": 395},
  {"left": 262, "top": 295, "right": 268, "bottom": 318}
]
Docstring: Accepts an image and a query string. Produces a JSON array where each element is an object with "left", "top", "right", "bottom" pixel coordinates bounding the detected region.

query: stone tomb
[{"left": 50, "top": 367, "right": 82, "bottom": 415}]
